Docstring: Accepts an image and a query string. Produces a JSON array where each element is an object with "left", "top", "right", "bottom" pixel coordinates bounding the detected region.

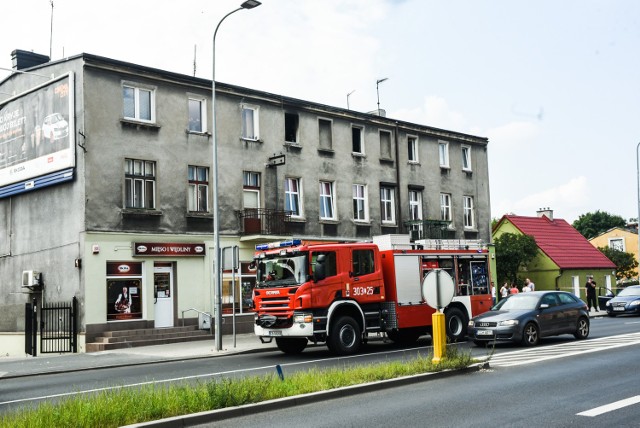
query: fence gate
[{"left": 40, "top": 297, "right": 77, "bottom": 354}]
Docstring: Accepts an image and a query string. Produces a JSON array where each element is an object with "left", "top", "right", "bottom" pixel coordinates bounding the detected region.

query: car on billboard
[{"left": 42, "top": 113, "right": 69, "bottom": 141}]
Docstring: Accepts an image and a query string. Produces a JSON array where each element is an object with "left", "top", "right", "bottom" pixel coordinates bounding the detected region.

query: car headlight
[
  {"left": 498, "top": 320, "right": 519, "bottom": 326},
  {"left": 606, "top": 300, "right": 612, "bottom": 306},
  {"left": 468, "top": 320, "right": 475, "bottom": 327},
  {"left": 630, "top": 301, "right": 640, "bottom": 307}
]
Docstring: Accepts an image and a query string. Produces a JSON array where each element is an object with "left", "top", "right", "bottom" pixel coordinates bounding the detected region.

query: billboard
[{"left": 0, "top": 72, "right": 75, "bottom": 190}]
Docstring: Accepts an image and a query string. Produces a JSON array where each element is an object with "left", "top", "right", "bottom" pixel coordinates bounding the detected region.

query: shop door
[{"left": 154, "top": 266, "right": 174, "bottom": 328}]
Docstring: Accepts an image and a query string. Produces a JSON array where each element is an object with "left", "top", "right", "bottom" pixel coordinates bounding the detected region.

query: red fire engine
[{"left": 252, "top": 234, "right": 495, "bottom": 355}]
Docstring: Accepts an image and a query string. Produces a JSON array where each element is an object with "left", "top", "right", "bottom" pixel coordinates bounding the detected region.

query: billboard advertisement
[{"left": 0, "top": 72, "right": 75, "bottom": 189}]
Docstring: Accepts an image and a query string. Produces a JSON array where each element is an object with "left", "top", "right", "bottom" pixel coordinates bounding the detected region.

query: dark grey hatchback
[{"left": 468, "top": 291, "right": 590, "bottom": 346}]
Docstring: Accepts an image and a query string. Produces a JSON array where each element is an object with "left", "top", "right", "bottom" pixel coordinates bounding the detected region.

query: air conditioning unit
[{"left": 22, "top": 270, "right": 41, "bottom": 287}]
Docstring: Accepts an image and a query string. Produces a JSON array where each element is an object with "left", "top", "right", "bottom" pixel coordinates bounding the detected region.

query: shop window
[{"left": 106, "top": 262, "right": 143, "bottom": 321}]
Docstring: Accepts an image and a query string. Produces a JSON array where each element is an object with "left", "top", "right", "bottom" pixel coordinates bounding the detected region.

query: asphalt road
[{"left": 1, "top": 315, "right": 639, "bottom": 418}]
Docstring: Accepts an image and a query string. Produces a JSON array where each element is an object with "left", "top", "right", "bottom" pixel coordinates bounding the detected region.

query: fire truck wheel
[
  {"left": 275, "top": 338, "right": 308, "bottom": 354},
  {"left": 445, "top": 307, "right": 468, "bottom": 342},
  {"left": 328, "top": 316, "right": 361, "bottom": 355}
]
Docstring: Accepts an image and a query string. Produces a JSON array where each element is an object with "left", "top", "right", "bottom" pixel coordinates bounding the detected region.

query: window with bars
[
  {"left": 187, "top": 166, "right": 209, "bottom": 212},
  {"left": 125, "top": 159, "right": 156, "bottom": 209}
]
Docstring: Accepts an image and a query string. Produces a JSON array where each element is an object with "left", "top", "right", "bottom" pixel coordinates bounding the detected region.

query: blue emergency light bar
[{"left": 255, "top": 239, "right": 302, "bottom": 251}]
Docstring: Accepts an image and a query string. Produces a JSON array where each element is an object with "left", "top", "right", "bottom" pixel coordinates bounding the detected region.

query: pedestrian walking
[{"left": 585, "top": 276, "right": 598, "bottom": 311}]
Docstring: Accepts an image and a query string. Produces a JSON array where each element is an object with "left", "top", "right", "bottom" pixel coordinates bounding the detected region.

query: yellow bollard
[{"left": 431, "top": 311, "right": 446, "bottom": 364}]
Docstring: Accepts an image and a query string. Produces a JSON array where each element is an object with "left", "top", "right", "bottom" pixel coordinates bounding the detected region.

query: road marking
[
  {"left": 480, "top": 332, "right": 640, "bottom": 367},
  {"left": 577, "top": 395, "right": 640, "bottom": 417}
]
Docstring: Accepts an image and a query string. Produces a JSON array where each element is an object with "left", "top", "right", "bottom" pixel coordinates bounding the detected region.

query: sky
[{"left": 2, "top": 0, "right": 639, "bottom": 224}]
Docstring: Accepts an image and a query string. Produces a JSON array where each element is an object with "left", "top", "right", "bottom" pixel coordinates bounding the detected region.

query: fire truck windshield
[{"left": 256, "top": 254, "right": 308, "bottom": 287}]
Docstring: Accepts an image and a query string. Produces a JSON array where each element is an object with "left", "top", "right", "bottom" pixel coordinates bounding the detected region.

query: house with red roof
[{"left": 493, "top": 209, "right": 616, "bottom": 300}]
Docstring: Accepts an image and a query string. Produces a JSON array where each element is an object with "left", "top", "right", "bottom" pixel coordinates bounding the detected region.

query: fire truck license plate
[
  {"left": 477, "top": 330, "right": 493, "bottom": 336},
  {"left": 268, "top": 330, "right": 283, "bottom": 336}
]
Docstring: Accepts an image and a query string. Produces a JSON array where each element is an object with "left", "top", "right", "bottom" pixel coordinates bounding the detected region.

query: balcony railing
[
  {"left": 237, "top": 208, "right": 292, "bottom": 236},
  {"left": 404, "top": 219, "right": 455, "bottom": 240}
]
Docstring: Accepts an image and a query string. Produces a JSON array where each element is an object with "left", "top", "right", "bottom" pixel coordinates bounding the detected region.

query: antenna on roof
[
  {"left": 193, "top": 45, "right": 197, "bottom": 77},
  {"left": 49, "top": 1, "right": 54, "bottom": 60}
]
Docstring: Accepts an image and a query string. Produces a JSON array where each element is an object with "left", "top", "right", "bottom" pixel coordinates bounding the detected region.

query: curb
[{"left": 124, "top": 362, "right": 489, "bottom": 427}]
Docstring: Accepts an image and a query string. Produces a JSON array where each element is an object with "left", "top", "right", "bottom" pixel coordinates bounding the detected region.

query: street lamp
[
  {"left": 376, "top": 77, "right": 388, "bottom": 115},
  {"left": 637, "top": 142, "right": 640, "bottom": 280},
  {"left": 212, "top": 0, "right": 261, "bottom": 352}
]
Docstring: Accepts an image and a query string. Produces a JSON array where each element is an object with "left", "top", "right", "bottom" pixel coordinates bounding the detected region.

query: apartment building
[{"left": 0, "top": 50, "right": 491, "bottom": 350}]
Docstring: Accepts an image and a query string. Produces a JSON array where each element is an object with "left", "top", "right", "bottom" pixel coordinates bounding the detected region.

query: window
[
  {"left": 319, "top": 181, "right": 336, "bottom": 220},
  {"left": 311, "top": 251, "right": 337, "bottom": 278},
  {"left": 409, "top": 190, "right": 422, "bottom": 221},
  {"left": 241, "top": 105, "right": 259, "bottom": 140},
  {"left": 123, "top": 85, "right": 155, "bottom": 122},
  {"left": 440, "top": 193, "right": 452, "bottom": 222},
  {"left": 380, "top": 130, "right": 392, "bottom": 159},
  {"left": 125, "top": 159, "right": 156, "bottom": 209},
  {"left": 187, "top": 166, "right": 209, "bottom": 212},
  {"left": 319, "top": 118, "right": 333, "bottom": 150},
  {"left": 285, "top": 177, "right": 302, "bottom": 217},
  {"left": 285, "top": 112, "right": 299, "bottom": 143},
  {"left": 609, "top": 238, "right": 625, "bottom": 252},
  {"left": 380, "top": 187, "right": 396, "bottom": 224},
  {"left": 463, "top": 196, "right": 475, "bottom": 229},
  {"left": 352, "top": 249, "right": 375, "bottom": 276},
  {"left": 439, "top": 141, "right": 449, "bottom": 167},
  {"left": 188, "top": 98, "right": 206, "bottom": 132},
  {"left": 352, "top": 184, "right": 368, "bottom": 221},
  {"left": 352, "top": 125, "right": 364, "bottom": 154},
  {"left": 408, "top": 136, "right": 418, "bottom": 162},
  {"left": 462, "top": 145, "right": 472, "bottom": 171},
  {"left": 243, "top": 171, "right": 261, "bottom": 209}
]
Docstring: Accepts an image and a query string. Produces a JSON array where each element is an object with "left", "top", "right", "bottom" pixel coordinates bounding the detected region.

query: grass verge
[{"left": 1, "top": 347, "right": 476, "bottom": 428}]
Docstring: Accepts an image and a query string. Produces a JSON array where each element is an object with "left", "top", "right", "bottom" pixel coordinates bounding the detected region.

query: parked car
[
  {"left": 598, "top": 286, "right": 616, "bottom": 312},
  {"left": 42, "top": 112, "right": 69, "bottom": 141},
  {"left": 605, "top": 285, "right": 640, "bottom": 317},
  {"left": 468, "top": 291, "right": 590, "bottom": 347}
]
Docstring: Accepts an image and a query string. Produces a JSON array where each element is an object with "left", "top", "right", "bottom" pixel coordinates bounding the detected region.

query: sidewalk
[
  {"left": 0, "top": 309, "right": 608, "bottom": 379},
  {"left": 0, "top": 333, "right": 276, "bottom": 379}
]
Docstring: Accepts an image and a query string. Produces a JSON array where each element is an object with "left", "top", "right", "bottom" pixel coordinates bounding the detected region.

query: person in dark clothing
[{"left": 585, "top": 276, "right": 598, "bottom": 311}]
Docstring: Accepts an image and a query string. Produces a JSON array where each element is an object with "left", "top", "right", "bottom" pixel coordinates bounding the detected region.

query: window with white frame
[
  {"left": 187, "top": 166, "right": 209, "bottom": 212},
  {"left": 609, "top": 238, "right": 625, "bottom": 252},
  {"left": 440, "top": 193, "right": 452, "bottom": 223},
  {"left": 380, "top": 130, "right": 392, "bottom": 159},
  {"left": 408, "top": 136, "right": 418, "bottom": 163},
  {"left": 243, "top": 171, "right": 261, "bottom": 210},
  {"left": 125, "top": 159, "right": 156, "bottom": 209},
  {"left": 241, "top": 105, "right": 259, "bottom": 140},
  {"left": 285, "top": 177, "right": 303, "bottom": 217},
  {"left": 352, "top": 125, "right": 364, "bottom": 154},
  {"left": 188, "top": 97, "right": 207, "bottom": 133},
  {"left": 380, "top": 186, "right": 396, "bottom": 224},
  {"left": 352, "top": 184, "right": 368, "bottom": 221},
  {"left": 439, "top": 141, "right": 449, "bottom": 168},
  {"left": 463, "top": 196, "right": 475, "bottom": 228},
  {"left": 409, "top": 190, "right": 422, "bottom": 221},
  {"left": 319, "top": 181, "right": 336, "bottom": 220},
  {"left": 123, "top": 84, "right": 155, "bottom": 123},
  {"left": 462, "top": 145, "right": 472, "bottom": 171}
]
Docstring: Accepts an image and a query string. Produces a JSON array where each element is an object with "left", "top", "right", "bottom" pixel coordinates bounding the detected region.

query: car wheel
[
  {"left": 275, "top": 338, "right": 308, "bottom": 354},
  {"left": 521, "top": 322, "right": 539, "bottom": 346},
  {"left": 327, "top": 316, "right": 361, "bottom": 355},
  {"left": 573, "top": 317, "right": 590, "bottom": 340},
  {"left": 444, "top": 307, "right": 468, "bottom": 342}
]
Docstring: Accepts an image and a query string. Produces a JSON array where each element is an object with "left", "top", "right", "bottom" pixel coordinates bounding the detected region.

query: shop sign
[{"left": 133, "top": 242, "right": 206, "bottom": 257}]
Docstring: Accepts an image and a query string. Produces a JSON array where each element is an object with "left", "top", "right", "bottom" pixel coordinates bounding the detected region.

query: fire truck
[{"left": 252, "top": 234, "right": 495, "bottom": 355}]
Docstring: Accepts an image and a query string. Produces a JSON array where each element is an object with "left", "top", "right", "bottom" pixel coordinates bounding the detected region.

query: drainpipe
[{"left": 555, "top": 271, "right": 562, "bottom": 291}]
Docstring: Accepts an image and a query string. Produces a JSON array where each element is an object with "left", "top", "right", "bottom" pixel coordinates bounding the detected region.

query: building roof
[{"left": 500, "top": 214, "right": 616, "bottom": 269}]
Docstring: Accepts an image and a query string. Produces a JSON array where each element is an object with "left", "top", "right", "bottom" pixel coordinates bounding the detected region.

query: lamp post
[
  {"left": 212, "top": 0, "right": 261, "bottom": 352},
  {"left": 637, "top": 142, "right": 640, "bottom": 280},
  {"left": 376, "top": 77, "right": 388, "bottom": 114}
]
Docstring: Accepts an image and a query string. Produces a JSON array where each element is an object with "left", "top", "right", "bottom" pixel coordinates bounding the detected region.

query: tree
[
  {"left": 598, "top": 246, "right": 639, "bottom": 281},
  {"left": 494, "top": 233, "right": 538, "bottom": 284},
  {"left": 572, "top": 211, "right": 626, "bottom": 240}
]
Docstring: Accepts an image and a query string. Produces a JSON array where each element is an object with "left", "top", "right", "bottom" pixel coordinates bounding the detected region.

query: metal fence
[{"left": 25, "top": 296, "right": 78, "bottom": 356}]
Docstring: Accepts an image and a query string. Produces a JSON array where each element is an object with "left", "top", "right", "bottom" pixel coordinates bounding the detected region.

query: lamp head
[
  {"left": 376, "top": 77, "right": 389, "bottom": 85},
  {"left": 241, "top": 0, "right": 261, "bottom": 8}
]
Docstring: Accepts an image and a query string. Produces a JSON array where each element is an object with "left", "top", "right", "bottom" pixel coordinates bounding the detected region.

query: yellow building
[{"left": 589, "top": 227, "right": 639, "bottom": 279}]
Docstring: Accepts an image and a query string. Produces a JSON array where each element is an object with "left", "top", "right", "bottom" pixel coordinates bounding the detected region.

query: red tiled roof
[{"left": 502, "top": 215, "right": 616, "bottom": 269}]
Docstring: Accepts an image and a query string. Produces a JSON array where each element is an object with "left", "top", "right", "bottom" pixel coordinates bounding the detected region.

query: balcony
[
  {"left": 404, "top": 219, "right": 455, "bottom": 240},
  {"left": 237, "top": 208, "right": 292, "bottom": 236}
]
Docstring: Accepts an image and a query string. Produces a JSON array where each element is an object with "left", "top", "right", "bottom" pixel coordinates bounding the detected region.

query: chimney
[
  {"left": 537, "top": 207, "right": 553, "bottom": 220},
  {"left": 11, "top": 49, "right": 49, "bottom": 71}
]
